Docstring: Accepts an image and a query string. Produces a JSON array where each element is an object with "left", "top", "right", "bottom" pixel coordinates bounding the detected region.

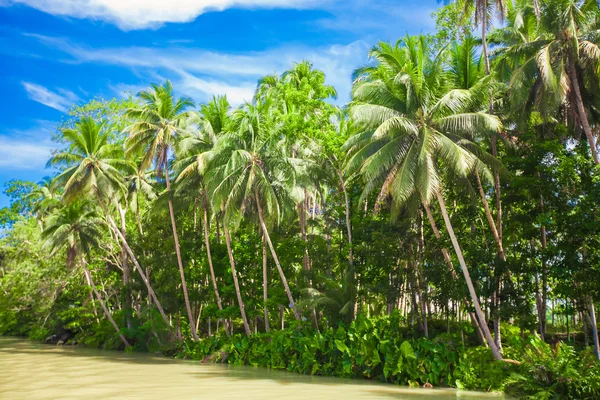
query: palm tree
[
  {"left": 26, "top": 177, "right": 61, "bottom": 226},
  {"left": 496, "top": 0, "right": 600, "bottom": 163},
  {"left": 346, "top": 35, "right": 503, "bottom": 360},
  {"left": 42, "top": 200, "right": 130, "bottom": 348},
  {"left": 175, "top": 96, "right": 230, "bottom": 332},
  {"left": 448, "top": 36, "right": 507, "bottom": 349},
  {"left": 47, "top": 117, "right": 171, "bottom": 327},
  {"left": 125, "top": 163, "right": 156, "bottom": 237},
  {"left": 125, "top": 81, "right": 199, "bottom": 341},
  {"left": 206, "top": 100, "right": 302, "bottom": 324}
]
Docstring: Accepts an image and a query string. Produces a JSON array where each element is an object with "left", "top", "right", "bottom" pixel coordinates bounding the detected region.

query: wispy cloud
[
  {"left": 0, "top": 121, "right": 55, "bottom": 171},
  {"left": 3, "top": 0, "right": 328, "bottom": 30},
  {"left": 21, "top": 81, "right": 79, "bottom": 111},
  {"left": 27, "top": 34, "right": 370, "bottom": 104}
]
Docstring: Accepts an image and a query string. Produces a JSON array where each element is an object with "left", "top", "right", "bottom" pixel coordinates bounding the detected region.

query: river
[{"left": 0, "top": 338, "right": 504, "bottom": 399}]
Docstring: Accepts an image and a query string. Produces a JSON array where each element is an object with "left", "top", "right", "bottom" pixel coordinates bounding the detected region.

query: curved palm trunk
[
  {"left": 165, "top": 168, "right": 198, "bottom": 341},
  {"left": 255, "top": 193, "right": 301, "bottom": 321},
  {"left": 102, "top": 205, "right": 170, "bottom": 328},
  {"left": 83, "top": 267, "right": 100, "bottom": 323},
  {"left": 568, "top": 53, "right": 599, "bottom": 164},
  {"left": 202, "top": 196, "right": 229, "bottom": 336},
  {"left": 81, "top": 260, "right": 130, "bottom": 348},
  {"left": 474, "top": 171, "right": 504, "bottom": 351},
  {"left": 474, "top": 171, "right": 506, "bottom": 260},
  {"left": 118, "top": 204, "right": 132, "bottom": 330},
  {"left": 223, "top": 224, "right": 252, "bottom": 336},
  {"left": 423, "top": 202, "right": 487, "bottom": 345},
  {"left": 435, "top": 191, "right": 503, "bottom": 360}
]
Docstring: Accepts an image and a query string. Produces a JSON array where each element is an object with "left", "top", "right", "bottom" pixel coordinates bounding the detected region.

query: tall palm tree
[
  {"left": 206, "top": 100, "right": 302, "bottom": 323},
  {"left": 448, "top": 36, "right": 507, "bottom": 349},
  {"left": 175, "top": 96, "right": 230, "bottom": 332},
  {"left": 346, "top": 35, "right": 503, "bottom": 360},
  {"left": 47, "top": 117, "right": 171, "bottom": 327},
  {"left": 125, "top": 81, "right": 199, "bottom": 341},
  {"left": 42, "top": 200, "right": 130, "bottom": 348},
  {"left": 496, "top": 0, "right": 600, "bottom": 163}
]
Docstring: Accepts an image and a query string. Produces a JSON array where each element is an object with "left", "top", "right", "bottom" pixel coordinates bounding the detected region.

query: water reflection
[{"left": 0, "top": 338, "right": 504, "bottom": 399}]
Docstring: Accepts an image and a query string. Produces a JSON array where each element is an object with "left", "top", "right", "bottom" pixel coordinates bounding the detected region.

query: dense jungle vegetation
[{"left": 2, "top": 0, "right": 600, "bottom": 397}]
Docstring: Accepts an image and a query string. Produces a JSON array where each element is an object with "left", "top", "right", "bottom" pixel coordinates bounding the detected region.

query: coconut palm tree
[
  {"left": 125, "top": 163, "right": 156, "bottom": 237},
  {"left": 346, "top": 35, "right": 503, "bottom": 360},
  {"left": 175, "top": 96, "right": 230, "bottom": 331},
  {"left": 125, "top": 81, "right": 199, "bottom": 341},
  {"left": 496, "top": 0, "right": 600, "bottom": 163},
  {"left": 26, "top": 177, "right": 61, "bottom": 226},
  {"left": 47, "top": 117, "right": 171, "bottom": 327},
  {"left": 206, "top": 100, "right": 302, "bottom": 324},
  {"left": 42, "top": 200, "right": 130, "bottom": 348}
]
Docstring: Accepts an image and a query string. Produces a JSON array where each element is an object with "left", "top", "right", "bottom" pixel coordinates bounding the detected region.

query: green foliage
[
  {"left": 2, "top": 1, "right": 600, "bottom": 397},
  {"left": 504, "top": 336, "right": 600, "bottom": 399}
]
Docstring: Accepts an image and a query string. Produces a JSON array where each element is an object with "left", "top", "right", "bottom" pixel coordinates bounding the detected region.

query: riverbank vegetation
[{"left": 2, "top": 0, "right": 600, "bottom": 397}]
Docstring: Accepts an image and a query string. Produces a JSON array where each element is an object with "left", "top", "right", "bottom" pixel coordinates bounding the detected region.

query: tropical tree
[
  {"left": 47, "top": 117, "right": 170, "bottom": 327},
  {"left": 125, "top": 81, "right": 198, "bottom": 340},
  {"left": 496, "top": 0, "right": 600, "bottom": 163},
  {"left": 175, "top": 96, "right": 230, "bottom": 333},
  {"left": 42, "top": 200, "right": 130, "bottom": 347},
  {"left": 206, "top": 100, "right": 302, "bottom": 324},
  {"left": 346, "top": 35, "right": 504, "bottom": 359}
]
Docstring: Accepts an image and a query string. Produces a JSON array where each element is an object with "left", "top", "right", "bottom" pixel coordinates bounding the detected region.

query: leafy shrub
[{"left": 504, "top": 336, "right": 600, "bottom": 399}]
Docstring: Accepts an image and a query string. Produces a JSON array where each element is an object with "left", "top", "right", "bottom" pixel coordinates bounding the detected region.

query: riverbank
[
  {"left": 0, "top": 337, "right": 504, "bottom": 399},
  {"left": 8, "top": 314, "right": 599, "bottom": 399}
]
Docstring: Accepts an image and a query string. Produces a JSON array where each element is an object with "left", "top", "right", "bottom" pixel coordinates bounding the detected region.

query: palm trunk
[
  {"left": 537, "top": 182, "right": 548, "bottom": 340},
  {"left": 223, "top": 224, "right": 252, "bottom": 336},
  {"left": 118, "top": 204, "right": 132, "bottom": 330},
  {"left": 436, "top": 191, "right": 503, "bottom": 360},
  {"left": 164, "top": 167, "right": 198, "bottom": 341},
  {"left": 136, "top": 190, "right": 144, "bottom": 236},
  {"left": 255, "top": 193, "right": 301, "bottom": 320},
  {"left": 587, "top": 296, "right": 600, "bottom": 360},
  {"left": 416, "top": 214, "right": 428, "bottom": 337},
  {"left": 423, "top": 202, "right": 487, "bottom": 345},
  {"left": 299, "top": 192, "right": 309, "bottom": 272},
  {"left": 202, "top": 196, "right": 230, "bottom": 336},
  {"left": 262, "top": 230, "right": 270, "bottom": 333},
  {"left": 83, "top": 267, "right": 100, "bottom": 323},
  {"left": 337, "top": 170, "right": 356, "bottom": 320},
  {"left": 82, "top": 260, "right": 130, "bottom": 348},
  {"left": 568, "top": 53, "right": 599, "bottom": 164},
  {"left": 474, "top": 171, "right": 505, "bottom": 260},
  {"left": 101, "top": 201, "right": 171, "bottom": 327},
  {"left": 474, "top": 171, "right": 504, "bottom": 352},
  {"left": 202, "top": 198, "right": 223, "bottom": 311},
  {"left": 338, "top": 171, "right": 353, "bottom": 268}
]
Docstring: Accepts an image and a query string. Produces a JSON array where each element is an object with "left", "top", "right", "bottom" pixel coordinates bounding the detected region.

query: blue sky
[{"left": 0, "top": 0, "right": 440, "bottom": 208}]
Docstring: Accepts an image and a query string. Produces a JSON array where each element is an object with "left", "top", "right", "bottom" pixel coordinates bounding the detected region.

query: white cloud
[
  {"left": 4, "top": 0, "right": 325, "bottom": 30},
  {"left": 0, "top": 121, "right": 55, "bottom": 170},
  {"left": 178, "top": 72, "right": 257, "bottom": 106},
  {"left": 28, "top": 34, "right": 369, "bottom": 104},
  {"left": 21, "top": 81, "right": 79, "bottom": 112}
]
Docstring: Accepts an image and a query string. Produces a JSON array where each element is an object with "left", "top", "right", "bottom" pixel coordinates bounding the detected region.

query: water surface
[{"left": 0, "top": 338, "right": 503, "bottom": 399}]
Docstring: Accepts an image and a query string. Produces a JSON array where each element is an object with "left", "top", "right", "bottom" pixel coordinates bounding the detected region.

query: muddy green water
[{"left": 0, "top": 338, "right": 503, "bottom": 399}]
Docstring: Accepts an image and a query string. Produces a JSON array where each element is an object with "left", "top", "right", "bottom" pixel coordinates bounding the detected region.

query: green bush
[{"left": 504, "top": 336, "right": 600, "bottom": 399}]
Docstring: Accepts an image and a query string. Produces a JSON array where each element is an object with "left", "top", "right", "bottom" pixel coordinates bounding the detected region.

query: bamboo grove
[{"left": 2, "top": 0, "right": 600, "bottom": 393}]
